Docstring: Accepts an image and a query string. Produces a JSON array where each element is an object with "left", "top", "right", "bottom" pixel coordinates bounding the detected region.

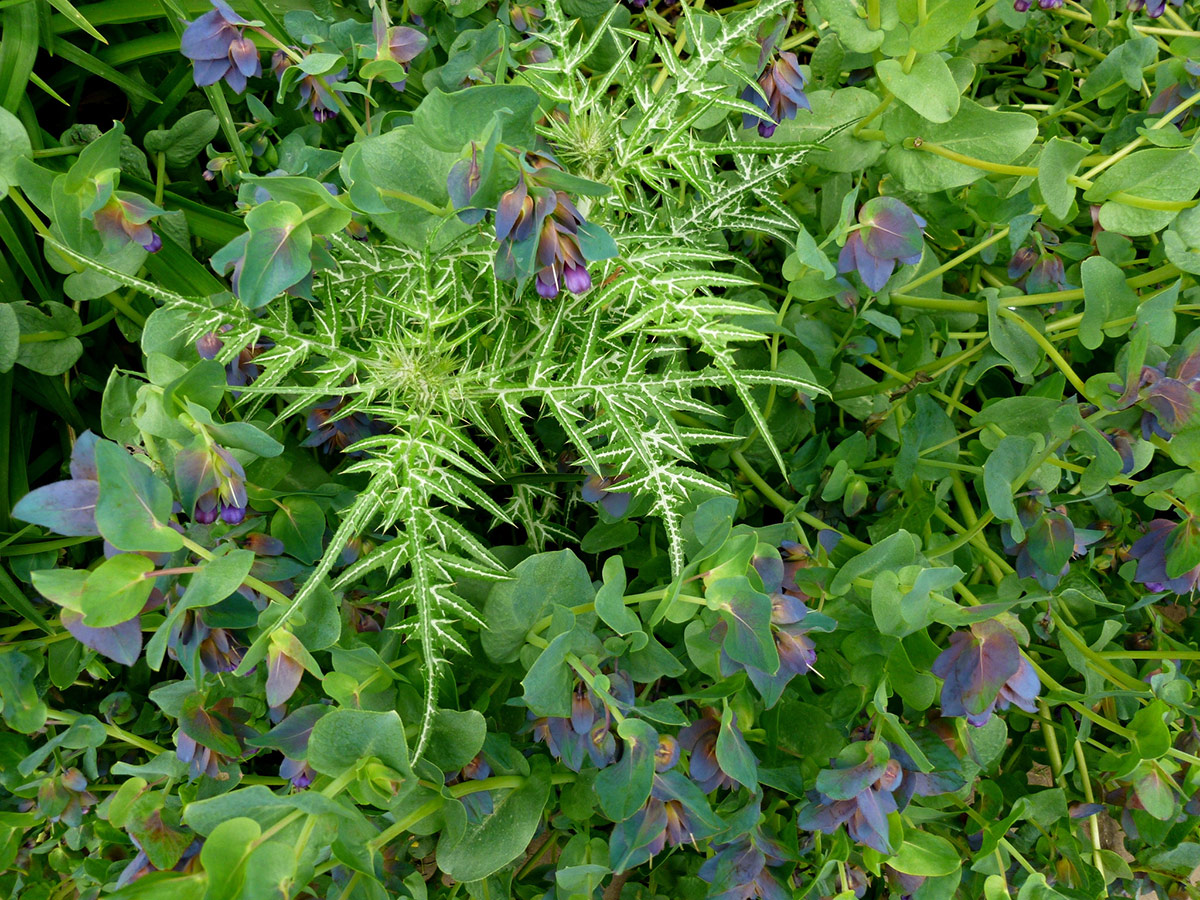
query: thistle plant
[{"left": 7, "top": 0, "right": 1200, "bottom": 898}]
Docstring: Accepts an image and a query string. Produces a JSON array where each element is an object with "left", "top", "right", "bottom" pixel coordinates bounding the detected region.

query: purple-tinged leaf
[
  {"left": 859, "top": 197, "right": 925, "bottom": 262},
  {"left": 179, "top": 694, "right": 244, "bottom": 758},
  {"left": 1026, "top": 509, "right": 1075, "bottom": 577},
  {"left": 1142, "top": 378, "right": 1200, "bottom": 431},
  {"left": 247, "top": 704, "right": 330, "bottom": 758},
  {"left": 70, "top": 431, "right": 101, "bottom": 481},
  {"left": 13, "top": 480, "right": 100, "bottom": 537},
  {"left": 932, "top": 620, "right": 1020, "bottom": 726},
  {"left": 61, "top": 609, "right": 142, "bottom": 666},
  {"left": 1164, "top": 517, "right": 1200, "bottom": 580},
  {"left": 715, "top": 703, "right": 758, "bottom": 791},
  {"left": 815, "top": 742, "right": 889, "bottom": 801},
  {"left": 712, "top": 578, "right": 779, "bottom": 674},
  {"left": 594, "top": 718, "right": 658, "bottom": 822}
]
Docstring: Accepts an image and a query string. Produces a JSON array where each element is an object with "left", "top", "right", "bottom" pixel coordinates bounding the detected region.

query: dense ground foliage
[{"left": 4, "top": 0, "right": 1200, "bottom": 897}]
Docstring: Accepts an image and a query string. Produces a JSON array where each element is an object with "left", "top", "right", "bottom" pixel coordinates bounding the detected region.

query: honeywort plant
[{"left": 5, "top": 0, "right": 1200, "bottom": 897}]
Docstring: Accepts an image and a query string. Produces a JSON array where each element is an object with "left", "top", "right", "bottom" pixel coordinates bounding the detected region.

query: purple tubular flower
[
  {"left": 837, "top": 198, "right": 926, "bottom": 292},
  {"left": 1008, "top": 246, "right": 1038, "bottom": 280},
  {"left": 280, "top": 756, "right": 315, "bottom": 790},
  {"left": 1013, "top": 0, "right": 1032, "bottom": 9},
  {"left": 678, "top": 710, "right": 738, "bottom": 793},
  {"left": 742, "top": 51, "right": 811, "bottom": 138},
  {"left": 533, "top": 192, "right": 592, "bottom": 298},
  {"left": 180, "top": 0, "right": 261, "bottom": 93},
  {"left": 177, "top": 444, "right": 248, "bottom": 525},
  {"left": 508, "top": 3, "right": 544, "bottom": 31}
]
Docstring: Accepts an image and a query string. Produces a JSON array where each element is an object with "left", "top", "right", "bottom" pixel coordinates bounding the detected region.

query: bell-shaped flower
[
  {"left": 180, "top": 0, "right": 261, "bottom": 93},
  {"left": 741, "top": 51, "right": 811, "bottom": 138},
  {"left": 932, "top": 619, "right": 1040, "bottom": 726},
  {"left": 837, "top": 198, "right": 926, "bottom": 292}
]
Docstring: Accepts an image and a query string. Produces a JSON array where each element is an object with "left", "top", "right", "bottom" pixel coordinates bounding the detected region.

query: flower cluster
[
  {"left": 1012, "top": 0, "right": 1062, "bottom": 11},
  {"left": 529, "top": 672, "right": 632, "bottom": 771},
  {"left": 838, "top": 197, "right": 926, "bottom": 292},
  {"left": 271, "top": 49, "right": 348, "bottom": 123},
  {"left": 1128, "top": 0, "right": 1183, "bottom": 18},
  {"left": 302, "top": 395, "right": 378, "bottom": 456},
  {"left": 712, "top": 542, "right": 833, "bottom": 707},
  {"left": 175, "top": 441, "right": 249, "bottom": 525},
  {"left": 451, "top": 149, "right": 614, "bottom": 298},
  {"left": 370, "top": 10, "right": 427, "bottom": 91},
  {"left": 180, "top": 0, "right": 261, "bottom": 93},
  {"left": 581, "top": 469, "right": 633, "bottom": 517},
  {"left": 742, "top": 51, "right": 810, "bottom": 138},
  {"left": 1008, "top": 225, "right": 1070, "bottom": 293},
  {"left": 798, "top": 743, "right": 904, "bottom": 853}
]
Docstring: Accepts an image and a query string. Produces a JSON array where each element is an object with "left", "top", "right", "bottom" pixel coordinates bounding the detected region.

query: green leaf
[
  {"left": 593, "top": 718, "right": 658, "bottom": 822},
  {"left": 308, "top": 709, "right": 412, "bottom": 778},
  {"left": 889, "top": 831, "right": 960, "bottom": 876},
  {"left": 771, "top": 88, "right": 883, "bottom": 173},
  {"left": 1080, "top": 256, "right": 1140, "bottom": 350},
  {"left": 1085, "top": 149, "right": 1200, "bottom": 237},
  {"left": 716, "top": 702, "right": 758, "bottom": 791},
  {"left": 11, "top": 301, "right": 83, "bottom": 376},
  {"left": 236, "top": 201, "right": 313, "bottom": 309},
  {"left": 1079, "top": 37, "right": 1156, "bottom": 104},
  {"left": 829, "top": 530, "right": 919, "bottom": 596},
  {"left": 94, "top": 440, "right": 183, "bottom": 553},
  {"left": 884, "top": 99, "right": 1038, "bottom": 192},
  {"left": 984, "top": 436, "right": 1036, "bottom": 541},
  {"left": 0, "top": 303, "right": 17, "bottom": 373},
  {"left": 415, "top": 86, "right": 541, "bottom": 153},
  {"left": 808, "top": 0, "right": 886, "bottom": 53},
  {"left": 0, "top": 106, "right": 31, "bottom": 193},
  {"left": 240, "top": 175, "right": 353, "bottom": 236},
  {"left": 80, "top": 553, "right": 154, "bottom": 627},
  {"left": 424, "top": 709, "right": 487, "bottom": 773},
  {"left": 270, "top": 497, "right": 326, "bottom": 565},
  {"left": 482, "top": 550, "right": 594, "bottom": 663},
  {"left": 987, "top": 294, "right": 1042, "bottom": 378},
  {"left": 199, "top": 817, "right": 259, "bottom": 900},
  {"left": 1130, "top": 701, "right": 1171, "bottom": 760},
  {"left": 906, "top": 0, "right": 975, "bottom": 52},
  {"left": 595, "top": 555, "right": 640, "bottom": 636},
  {"left": 521, "top": 629, "right": 575, "bottom": 717},
  {"left": 144, "top": 111, "right": 219, "bottom": 168},
  {"left": 0, "top": 650, "right": 47, "bottom": 733},
  {"left": 875, "top": 54, "right": 960, "bottom": 124},
  {"left": 1037, "top": 138, "right": 1090, "bottom": 221},
  {"left": 436, "top": 758, "right": 551, "bottom": 882}
]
